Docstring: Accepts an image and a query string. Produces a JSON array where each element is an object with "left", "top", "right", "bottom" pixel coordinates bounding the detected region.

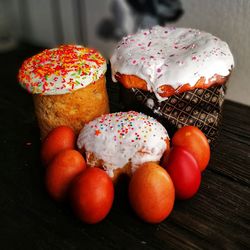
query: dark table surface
[{"left": 1, "top": 44, "right": 250, "bottom": 250}]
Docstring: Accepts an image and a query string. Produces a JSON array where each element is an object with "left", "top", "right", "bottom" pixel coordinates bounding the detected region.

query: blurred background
[{"left": 1, "top": 0, "right": 249, "bottom": 105}]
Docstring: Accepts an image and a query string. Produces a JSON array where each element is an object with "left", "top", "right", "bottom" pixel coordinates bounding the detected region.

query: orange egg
[
  {"left": 70, "top": 168, "right": 114, "bottom": 224},
  {"left": 45, "top": 149, "right": 86, "bottom": 201},
  {"left": 129, "top": 162, "right": 175, "bottom": 223},
  {"left": 172, "top": 126, "right": 210, "bottom": 171},
  {"left": 41, "top": 126, "right": 76, "bottom": 165}
]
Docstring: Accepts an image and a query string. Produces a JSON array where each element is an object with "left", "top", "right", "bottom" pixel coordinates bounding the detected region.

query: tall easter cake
[{"left": 18, "top": 45, "right": 109, "bottom": 139}]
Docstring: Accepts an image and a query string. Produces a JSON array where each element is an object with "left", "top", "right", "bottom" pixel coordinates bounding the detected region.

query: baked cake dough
[
  {"left": 77, "top": 111, "right": 170, "bottom": 182},
  {"left": 110, "top": 26, "right": 234, "bottom": 100},
  {"left": 18, "top": 45, "right": 109, "bottom": 138}
]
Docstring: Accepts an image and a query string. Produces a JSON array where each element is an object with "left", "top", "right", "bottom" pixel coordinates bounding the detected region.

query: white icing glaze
[
  {"left": 77, "top": 111, "right": 169, "bottom": 177},
  {"left": 18, "top": 45, "right": 107, "bottom": 95},
  {"left": 110, "top": 26, "right": 234, "bottom": 101}
]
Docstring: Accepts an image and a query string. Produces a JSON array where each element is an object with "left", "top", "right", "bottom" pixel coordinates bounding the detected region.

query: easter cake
[
  {"left": 77, "top": 111, "right": 170, "bottom": 182},
  {"left": 18, "top": 45, "right": 109, "bottom": 139},
  {"left": 110, "top": 26, "right": 234, "bottom": 143}
]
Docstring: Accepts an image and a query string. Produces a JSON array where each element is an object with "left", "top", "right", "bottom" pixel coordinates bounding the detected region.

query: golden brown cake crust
[
  {"left": 84, "top": 138, "right": 170, "bottom": 183},
  {"left": 85, "top": 151, "right": 133, "bottom": 183},
  {"left": 85, "top": 151, "right": 160, "bottom": 183},
  {"left": 115, "top": 73, "right": 229, "bottom": 98},
  {"left": 33, "top": 76, "right": 109, "bottom": 139}
]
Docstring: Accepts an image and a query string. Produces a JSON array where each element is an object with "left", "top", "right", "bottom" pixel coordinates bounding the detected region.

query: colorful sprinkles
[
  {"left": 77, "top": 111, "right": 169, "bottom": 177},
  {"left": 18, "top": 45, "right": 107, "bottom": 95},
  {"left": 86, "top": 111, "right": 167, "bottom": 144},
  {"left": 110, "top": 26, "right": 234, "bottom": 101}
]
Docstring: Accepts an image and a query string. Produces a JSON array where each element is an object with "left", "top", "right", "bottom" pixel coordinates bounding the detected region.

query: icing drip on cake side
[
  {"left": 77, "top": 111, "right": 169, "bottom": 177},
  {"left": 110, "top": 26, "right": 234, "bottom": 101}
]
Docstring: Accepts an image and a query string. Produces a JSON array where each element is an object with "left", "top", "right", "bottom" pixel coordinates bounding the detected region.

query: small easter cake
[
  {"left": 77, "top": 111, "right": 170, "bottom": 182},
  {"left": 18, "top": 45, "right": 109, "bottom": 139}
]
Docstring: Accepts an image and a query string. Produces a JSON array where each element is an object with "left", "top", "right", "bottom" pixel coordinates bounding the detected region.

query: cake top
[
  {"left": 18, "top": 45, "right": 107, "bottom": 95},
  {"left": 77, "top": 111, "right": 169, "bottom": 177},
  {"left": 110, "top": 26, "right": 234, "bottom": 101}
]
